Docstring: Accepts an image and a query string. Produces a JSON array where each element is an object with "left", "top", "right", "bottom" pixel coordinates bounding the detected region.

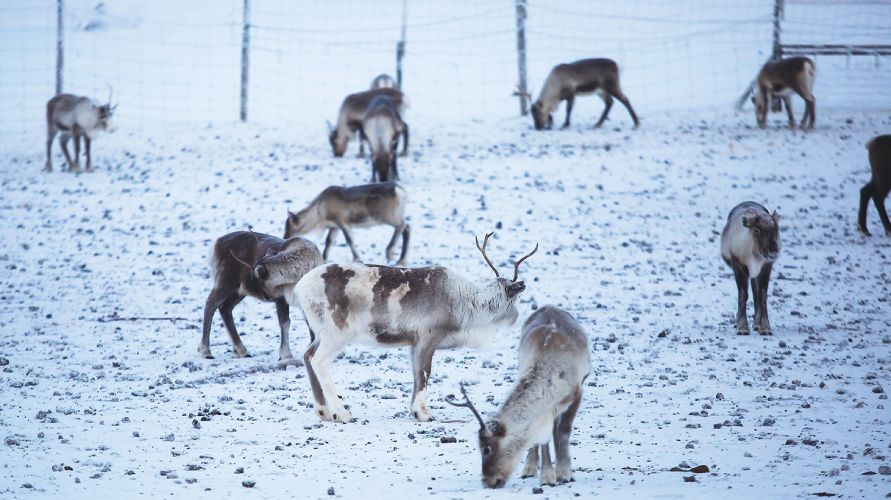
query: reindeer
[
  {"left": 291, "top": 232, "right": 537, "bottom": 423},
  {"left": 523, "top": 58, "right": 639, "bottom": 131},
  {"left": 370, "top": 73, "right": 398, "bottom": 89},
  {"left": 44, "top": 88, "right": 116, "bottom": 172},
  {"left": 284, "top": 182, "right": 410, "bottom": 266},
  {"left": 858, "top": 135, "right": 891, "bottom": 236},
  {"left": 446, "top": 306, "right": 590, "bottom": 488},
  {"left": 328, "top": 88, "right": 407, "bottom": 158},
  {"left": 753, "top": 57, "right": 816, "bottom": 130},
  {"left": 200, "top": 231, "right": 323, "bottom": 362},
  {"left": 721, "top": 202, "right": 781, "bottom": 335},
  {"left": 361, "top": 95, "right": 409, "bottom": 182}
]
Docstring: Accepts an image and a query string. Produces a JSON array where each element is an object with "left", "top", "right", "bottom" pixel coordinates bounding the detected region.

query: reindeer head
[
  {"left": 328, "top": 121, "right": 348, "bottom": 157},
  {"left": 753, "top": 91, "right": 768, "bottom": 128},
  {"left": 372, "top": 149, "right": 396, "bottom": 182},
  {"left": 445, "top": 385, "right": 523, "bottom": 489},
  {"left": 531, "top": 101, "right": 552, "bottom": 130},
  {"left": 741, "top": 211, "right": 781, "bottom": 261},
  {"left": 284, "top": 209, "right": 313, "bottom": 239},
  {"left": 98, "top": 84, "right": 117, "bottom": 132},
  {"left": 475, "top": 232, "right": 537, "bottom": 324}
]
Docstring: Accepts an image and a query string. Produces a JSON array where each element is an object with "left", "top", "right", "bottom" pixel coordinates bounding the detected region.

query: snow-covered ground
[{"left": 1, "top": 108, "right": 890, "bottom": 499}]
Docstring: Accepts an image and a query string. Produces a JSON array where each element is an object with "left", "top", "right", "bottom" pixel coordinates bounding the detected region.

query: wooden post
[
  {"left": 770, "top": 0, "right": 784, "bottom": 112},
  {"left": 515, "top": 0, "right": 528, "bottom": 116},
  {"left": 396, "top": 0, "right": 407, "bottom": 89},
  {"left": 240, "top": 0, "right": 250, "bottom": 122},
  {"left": 55, "top": 0, "right": 63, "bottom": 94}
]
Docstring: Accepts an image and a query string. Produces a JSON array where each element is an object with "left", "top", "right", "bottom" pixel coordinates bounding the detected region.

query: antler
[
  {"left": 511, "top": 243, "right": 538, "bottom": 282},
  {"left": 444, "top": 383, "right": 485, "bottom": 429},
  {"left": 105, "top": 83, "right": 113, "bottom": 105},
  {"left": 475, "top": 232, "right": 500, "bottom": 278},
  {"left": 513, "top": 87, "right": 533, "bottom": 107},
  {"left": 229, "top": 250, "right": 253, "bottom": 270}
]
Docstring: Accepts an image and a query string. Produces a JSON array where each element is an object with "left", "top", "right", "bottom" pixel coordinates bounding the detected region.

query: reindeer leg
[
  {"left": 756, "top": 263, "right": 773, "bottom": 335},
  {"left": 385, "top": 223, "right": 402, "bottom": 262},
  {"left": 356, "top": 129, "right": 366, "bottom": 158},
  {"left": 310, "top": 332, "right": 352, "bottom": 423},
  {"left": 199, "top": 288, "right": 229, "bottom": 359},
  {"left": 275, "top": 298, "right": 295, "bottom": 364},
  {"left": 521, "top": 446, "right": 540, "bottom": 478},
  {"left": 610, "top": 91, "right": 640, "bottom": 129},
  {"left": 73, "top": 133, "right": 81, "bottom": 169},
  {"left": 45, "top": 126, "right": 56, "bottom": 172},
  {"left": 303, "top": 335, "right": 329, "bottom": 419},
  {"left": 397, "top": 224, "right": 410, "bottom": 266},
  {"left": 594, "top": 94, "right": 613, "bottom": 128},
  {"left": 60, "top": 133, "right": 78, "bottom": 172},
  {"left": 873, "top": 191, "right": 891, "bottom": 236},
  {"left": 782, "top": 95, "right": 795, "bottom": 129},
  {"left": 539, "top": 444, "right": 556, "bottom": 486},
  {"left": 400, "top": 123, "right": 409, "bottom": 156},
  {"left": 554, "top": 389, "right": 582, "bottom": 483},
  {"left": 732, "top": 264, "right": 750, "bottom": 335},
  {"left": 84, "top": 136, "right": 93, "bottom": 172},
  {"left": 410, "top": 342, "right": 436, "bottom": 422},
  {"left": 219, "top": 295, "right": 249, "bottom": 357},
  {"left": 858, "top": 181, "right": 874, "bottom": 235},
  {"left": 335, "top": 221, "right": 361, "bottom": 262},
  {"left": 561, "top": 95, "right": 574, "bottom": 129},
  {"left": 751, "top": 277, "right": 762, "bottom": 331},
  {"left": 322, "top": 227, "right": 339, "bottom": 261}
]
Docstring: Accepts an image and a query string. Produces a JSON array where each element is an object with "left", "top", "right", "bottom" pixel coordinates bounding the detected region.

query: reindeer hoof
[
  {"left": 316, "top": 406, "right": 333, "bottom": 421},
  {"left": 332, "top": 409, "right": 352, "bottom": 424},
  {"left": 540, "top": 471, "right": 556, "bottom": 487},
  {"left": 736, "top": 329, "right": 750, "bottom": 336},
  {"left": 858, "top": 226, "right": 871, "bottom": 236}
]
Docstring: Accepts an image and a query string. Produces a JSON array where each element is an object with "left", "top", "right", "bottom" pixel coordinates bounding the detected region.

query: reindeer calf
[
  {"left": 362, "top": 95, "right": 409, "bottom": 182},
  {"left": 721, "top": 202, "right": 781, "bottom": 335},
  {"left": 284, "top": 182, "right": 410, "bottom": 265},
  {"left": 754, "top": 57, "right": 816, "bottom": 130},
  {"left": 201, "top": 231, "right": 322, "bottom": 361},
  {"left": 858, "top": 135, "right": 891, "bottom": 236},
  {"left": 291, "top": 232, "right": 536, "bottom": 423},
  {"left": 45, "top": 92, "right": 116, "bottom": 172},
  {"left": 447, "top": 306, "right": 590, "bottom": 488},
  {"left": 329, "top": 88, "right": 407, "bottom": 157},
  {"left": 530, "top": 58, "right": 639, "bottom": 131}
]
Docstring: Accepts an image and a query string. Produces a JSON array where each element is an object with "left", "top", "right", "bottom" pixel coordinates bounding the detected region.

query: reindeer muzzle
[{"left": 507, "top": 281, "right": 525, "bottom": 298}]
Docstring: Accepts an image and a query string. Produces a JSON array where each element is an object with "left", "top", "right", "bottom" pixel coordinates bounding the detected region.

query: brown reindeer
[
  {"left": 200, "top": 231, "right": 322, "bottom": 362},
  {"left": 527, "top": 58, "right": 639, "bottom": 131},
  {"left": 753, "top": 57, "right": 816, "bottom": 130},
  {"left": 859, "top": 135, "right": 891, "bottom": 236},
  {"left": 328, "top": 88, "right": 407, "bottom": 157}
]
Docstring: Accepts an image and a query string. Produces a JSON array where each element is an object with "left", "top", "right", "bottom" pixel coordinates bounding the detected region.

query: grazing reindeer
[
  {"left": 528, "top": 58, "right": 639, "bottom": 131},
  {"left": 361, "top": 95, "right": 409, "bottom": 182},
  {"left": 44, "top": 89, "right": 116, "bottom": 172},
  {"left": 858, "top": 135, "right": 891, "bottom": 236},
  {"left": 328, "top": 88, "right": 407, "bottom": 158},
  {"left": 446, "top": 306, "right": 590, "bottom": 489},
  {"left": 754, "top": 57, "right": 816, "bottom": 130},
  {"left": 292, "top": 232, "right": 537, "bottom": 423},
  {"left": 200, "top": 231, "right": 322, "bottom": 362},
  {"left": 284, "top": 182, "right": 410, "bottom": 266},
  {"left": 370, "top": 73, "right": 398, "bottom": 89},
  {"left": 721, "top": 202, "right": 781, "bottom": 335}
]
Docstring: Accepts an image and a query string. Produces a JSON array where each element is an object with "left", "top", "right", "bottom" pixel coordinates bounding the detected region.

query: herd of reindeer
[{"left": 40, "top": 56, "right": 891, "bottom": 488}]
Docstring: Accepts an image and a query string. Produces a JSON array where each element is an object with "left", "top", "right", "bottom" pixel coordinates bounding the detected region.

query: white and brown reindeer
[
  {"left": 284, "top": 182, "right": 410, "bottom": 266},
  {"left": 369, "top": 73, "right": 398, "bottom": 90},
  {"left": 446, "top": 306, "right": 590, "bottom": 488},
  {"left": 291, "top": 232, "right": 537, "bottom": 423},
  {"left": 328, "top": 87, "right": 407, "bottom": 158},
  {"left": 753, "top": 57, "right": 816, "bottom": 130},
  {"left": 200, "top": 231, "right": 322, "bottom": 362},
  {"left": 44, "top": 88, "right": 117, "bottom": 172},
  {"left": 522, "top": 58, "right": 639, "bottom": 131},
  {"left": 721, "top": 202, "right": 781, "bottom": 335},
  {"left": 858, "top": 135, "right": 891, "bottom": 236},
  {"left": 361, "top": 95, "right": 409, "bottom": 182}
]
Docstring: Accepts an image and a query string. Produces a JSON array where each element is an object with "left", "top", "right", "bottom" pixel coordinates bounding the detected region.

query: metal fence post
[
  {"left": 240, "top": 0, "right": 250, "bottom": 122},
  {"left": 56, "top": 0, "right": 63, "bottom": 94},
  {"left": 396, "top": 0, "right": 407, "bottom": 88},
  {"left": 515, "top": 0, "right": 528, "bottom": 116}
]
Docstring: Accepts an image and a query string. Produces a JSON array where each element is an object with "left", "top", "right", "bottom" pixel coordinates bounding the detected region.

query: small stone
[
  {"left": 0, "top": 357, "right": 9, "bottom": 366},
  {"left": 242, "top": 480, "right": 255, "bottom": 488},
  {"left": 328, "top": 487, "right": 335, "bottom": 495},
  {"left": 22, "top": 483, "right": 33, "bottom": 489},
  {"left": 532, "top": 487, "right": 544, "bottom": 494},
  {"left": 762, "top": 418, "right": 775, "bottom": 427},
  {"left": 715, "top": 393, "right": 724, "bottom": 401},
  {"left": 683, "top": 475, "right": 696, "bottom": 482},
  {"left": 878, "top": 465, "right": 890, "bottom": 475},
  {"left": 440, "top": 436, "right": 457, "bottom": 444},
  {"left": 234, "top": 467, "right": 244, "bottom": 474}
]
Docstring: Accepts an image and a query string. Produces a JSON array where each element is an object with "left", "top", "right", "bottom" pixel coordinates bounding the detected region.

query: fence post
[
  {"left": 770, "top": 0, "right": 784, "bottom": 111},
  {"left": 515, "top": 0, "right": 528, "bottom": 116},
  {"left": 55, "top": 0, "right": 63, "bottom": 94},
  {"left": 396, "top": 0, "right": 407, "bottom": 88},
  {"left": 240, "top": 0, "right": 250, "bottom": 122}
]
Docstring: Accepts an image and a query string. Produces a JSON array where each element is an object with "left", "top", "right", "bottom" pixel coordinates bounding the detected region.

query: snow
[{"left": 1, "top": 0, "right": 891, "bottom": 499}]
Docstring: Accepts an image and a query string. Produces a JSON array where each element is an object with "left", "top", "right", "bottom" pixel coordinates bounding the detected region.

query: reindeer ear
[
  {"left": 771, "top": 210, "right": 780, "bottom": 222},
  {"left": 288, "top": 211, "right": 299, "bottom": 223}
]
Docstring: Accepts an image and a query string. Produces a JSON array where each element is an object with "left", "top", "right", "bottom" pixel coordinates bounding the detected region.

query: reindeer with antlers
[
  {"left": 44, "top": 86, "right": 117, "bottom": 172},
  {"left": 200, "top": 231, "right": 322, "bottom": 362},
  {"left": 292, "top": 232, "right": 537, "bottom": 423},
  {"left": 446, "top": 305, "right": 591, "bottom": 488}
]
